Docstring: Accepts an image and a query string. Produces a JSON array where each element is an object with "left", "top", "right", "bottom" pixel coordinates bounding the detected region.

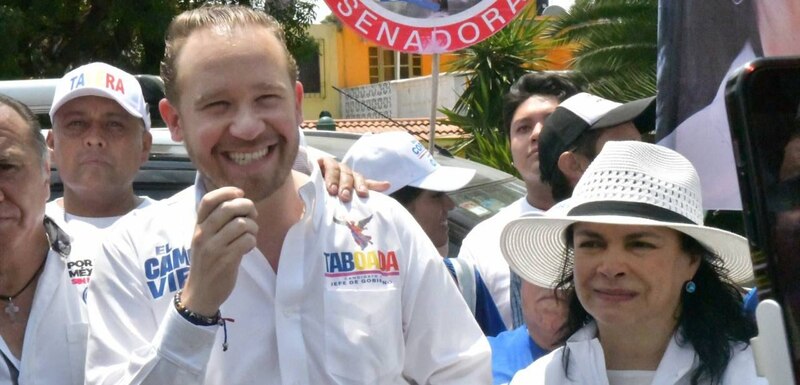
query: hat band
[{"left": 567, "top": 201, "right": 695, "bottom": 225}]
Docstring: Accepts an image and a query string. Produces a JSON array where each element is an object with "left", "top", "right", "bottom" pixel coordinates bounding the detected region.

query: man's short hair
[
  {"left": 160, "top": 5, "right": 298, "bottom": 103},
  {"left": 502, "top": 72, "right": 581, "bottom": 134},
  {"left": 547, "top": 128, "right": 602, "bottom": 202},
  {"left": 0, "top": 94, "right": 47, "bottom": 167}
]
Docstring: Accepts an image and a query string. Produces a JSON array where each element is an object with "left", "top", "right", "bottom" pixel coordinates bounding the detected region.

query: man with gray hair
[{"left": 0, "top": 94, "right": 86, "bottom": 384}]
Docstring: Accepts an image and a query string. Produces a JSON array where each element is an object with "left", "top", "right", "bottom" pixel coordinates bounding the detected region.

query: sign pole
[{"left": 429, "top": 53, "right": 439, "bottom": 153}]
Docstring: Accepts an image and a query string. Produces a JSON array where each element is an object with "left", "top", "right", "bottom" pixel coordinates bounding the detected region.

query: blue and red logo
[{"left": 327, "top": 212, "right": 400, "bottom": 287}]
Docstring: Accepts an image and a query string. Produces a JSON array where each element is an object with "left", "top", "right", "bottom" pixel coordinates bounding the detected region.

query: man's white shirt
[
  {"left": 0, "top": 220, "right": 87, "bottom": 385},
  {"left": 85, "top": 163, "right": 491, "bottom": 384}
]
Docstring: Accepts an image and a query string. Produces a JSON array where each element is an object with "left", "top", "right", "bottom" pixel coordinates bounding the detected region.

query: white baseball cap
[
  {"left": 49, "top": 62, "right": 151, "bottom": 130},
  {"left": 342, "top": 131, "right": 475, "bottom": 195}
]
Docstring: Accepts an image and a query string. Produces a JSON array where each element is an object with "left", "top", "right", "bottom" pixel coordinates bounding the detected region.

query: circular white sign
[{"left": 326, "top": 0, "right": 530, "bottom": 53}]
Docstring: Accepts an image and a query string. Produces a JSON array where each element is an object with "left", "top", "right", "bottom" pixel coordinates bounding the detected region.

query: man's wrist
[{"left": 174, "top": 290, "right": 220, "bottom": 326}]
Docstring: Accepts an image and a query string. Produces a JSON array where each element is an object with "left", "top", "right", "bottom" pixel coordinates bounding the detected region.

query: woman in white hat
[{"left": 500, "top": 141, "right": 764, "bottom": 384}]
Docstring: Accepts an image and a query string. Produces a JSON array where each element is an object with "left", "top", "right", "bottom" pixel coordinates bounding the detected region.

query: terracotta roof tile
[{"left": 301, "top": 118, "right": 468, "bottom": 141}]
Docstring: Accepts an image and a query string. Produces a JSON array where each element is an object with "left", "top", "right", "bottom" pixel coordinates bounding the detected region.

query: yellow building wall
[
  {"left": 337, "top": 26, "right": 461, "bottom": 88},
  {"left": 330, "top": 11, "right": 572, "bottom": 87},
  {"left": 307, "top": 0, "right": 573, "bottom": 119},
  {"left": 303, "top": 23, "right": 342, "bottom": 121},
  {"left": 338, "top": 27, "right": 373, "bottom": 88}
]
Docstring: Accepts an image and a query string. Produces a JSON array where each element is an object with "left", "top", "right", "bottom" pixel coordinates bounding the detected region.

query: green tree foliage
[
  {"left": 0, "top": 0, "right": 317, "bottom": 79},
  {"left": 546, "top": 0, "right": 657, "bottom": 102},
  {"left": 441, "top": 5, "right": 552, "bottom": 176}
]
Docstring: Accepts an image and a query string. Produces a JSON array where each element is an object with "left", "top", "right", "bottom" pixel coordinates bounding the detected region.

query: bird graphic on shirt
[{"left": 333, "top": 214, "right": 374, "bottom": 249}]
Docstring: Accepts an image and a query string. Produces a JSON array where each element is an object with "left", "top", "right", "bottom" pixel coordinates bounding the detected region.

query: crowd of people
[{"left": 0, "top": 4, "right": 770, "bottom": 385}]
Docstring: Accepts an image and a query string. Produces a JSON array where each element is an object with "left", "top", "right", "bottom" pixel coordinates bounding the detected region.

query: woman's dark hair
[
  {"left": 389, "top": 185, "right": 424, "bottom": 208},
  {"left": 555, "top": 227, "right": 756, "bottom": 385}
]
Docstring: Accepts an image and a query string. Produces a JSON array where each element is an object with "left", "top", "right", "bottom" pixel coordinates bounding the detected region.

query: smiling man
[{"left": 84, "top": 6, "right": 489, "bottom": 384}]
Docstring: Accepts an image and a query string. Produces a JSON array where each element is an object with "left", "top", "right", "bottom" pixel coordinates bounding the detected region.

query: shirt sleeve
[
  {"left": 459, "top": 220, "right": 514, "bottom": 330},
  {"left": 85, "top": 230, "right": 218, "bottom": 385},
  {"left": 394, "top": 204, "right": 492, "bottom": 383}
]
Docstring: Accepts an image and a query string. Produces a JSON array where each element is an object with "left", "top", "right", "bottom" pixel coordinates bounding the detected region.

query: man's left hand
[{"left": 318, "top": 157, "right": 390, "bottom": 202}]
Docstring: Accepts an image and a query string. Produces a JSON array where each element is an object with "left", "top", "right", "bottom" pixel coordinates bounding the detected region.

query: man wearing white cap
[
  {"left": 538, "top": 92, "right": 656, "bottom": 202},
  {"left": 46, "top": 62, "right": 156, "bottom": 299},
  {"left": 343, "top": 131, "right": 506, "bottom": 336}
]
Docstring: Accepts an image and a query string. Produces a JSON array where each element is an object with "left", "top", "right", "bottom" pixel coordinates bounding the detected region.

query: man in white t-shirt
[
  {"left": 45, "top": 62, "right": 157, "bottom": 299},
  {"left": 84, "top": 6, "right": 489, "bottom": 384},
  {"left": 458, "top": 72, "right": 580, "bottom": 329}
]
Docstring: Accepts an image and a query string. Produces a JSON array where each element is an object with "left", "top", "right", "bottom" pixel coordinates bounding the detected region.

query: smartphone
[{"left": 725, "top": 56, "right": 800, "bottom": 380}]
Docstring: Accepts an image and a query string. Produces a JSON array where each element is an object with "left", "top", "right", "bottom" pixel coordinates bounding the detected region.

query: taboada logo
[{"left": 326, "top": 0, "right": 529, "bottom": 53}]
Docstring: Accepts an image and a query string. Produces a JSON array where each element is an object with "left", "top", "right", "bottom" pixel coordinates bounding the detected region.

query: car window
[{"left": 450, "top": 179, "right": 526, "bottom": 221}]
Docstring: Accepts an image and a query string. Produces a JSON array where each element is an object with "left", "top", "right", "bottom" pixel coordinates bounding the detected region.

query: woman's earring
[{"left": 685, "top": 280, "right": 697, "bottom": 294}]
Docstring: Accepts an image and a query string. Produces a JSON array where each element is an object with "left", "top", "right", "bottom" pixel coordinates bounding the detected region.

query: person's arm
[
  {"left": 86, "top": 188, "right": 255, "bottom": 385},
  {"left": 458, "top": 224, "right": 514, "bottom": 330},
  {"left": 85, "top": 231, "right": 218, "bottom": 385},
  {"left": 395, "top": 205, "right": 491, "bottom": 383}
]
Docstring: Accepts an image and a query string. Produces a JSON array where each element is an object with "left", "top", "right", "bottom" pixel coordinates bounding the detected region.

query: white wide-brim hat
[{"left": 501, "top": 141, "right": 755, "bottom": 288}]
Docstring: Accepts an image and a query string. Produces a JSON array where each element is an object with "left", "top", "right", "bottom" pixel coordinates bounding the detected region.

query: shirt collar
[
  {"left": 43, "top": 215, "right": 71, "bottom": 258},
  {"left": 191, "top": 161, "right": 327, "bottom": 231},
  {"left": 566, "top": 322, "right": 696, "bottom": 383}
]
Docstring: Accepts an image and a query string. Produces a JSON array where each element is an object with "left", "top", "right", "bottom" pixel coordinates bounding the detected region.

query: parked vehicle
[{"left": 2, "top": 76, "right": 526, "bottom": 255}]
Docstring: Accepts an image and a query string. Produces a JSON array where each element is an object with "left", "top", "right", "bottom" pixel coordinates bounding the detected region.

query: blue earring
[{"left": 685, "top": 281, "right": 696, "bottom": 294}]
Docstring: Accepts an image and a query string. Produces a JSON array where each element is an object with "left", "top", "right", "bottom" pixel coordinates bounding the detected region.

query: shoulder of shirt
[
  {"left": 116, "top": 186, "right": 194, "bottom": 225},
  {"left": 489, "top": 325, "right": 530, "bottom": 347},
  {"left": 322, "top": 188, "right": 405, "bottom": 215},
  {"left": 509, "top": 347, "right": 563, "bottom": 383}
]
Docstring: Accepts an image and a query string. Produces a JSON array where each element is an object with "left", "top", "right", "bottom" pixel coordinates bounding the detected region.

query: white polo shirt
[
  {"left": 0, "top": 219, "right": 87, "bottom": 385},
  {"left": 85, "top": 164, "right": 490, "bottom": 385}
]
